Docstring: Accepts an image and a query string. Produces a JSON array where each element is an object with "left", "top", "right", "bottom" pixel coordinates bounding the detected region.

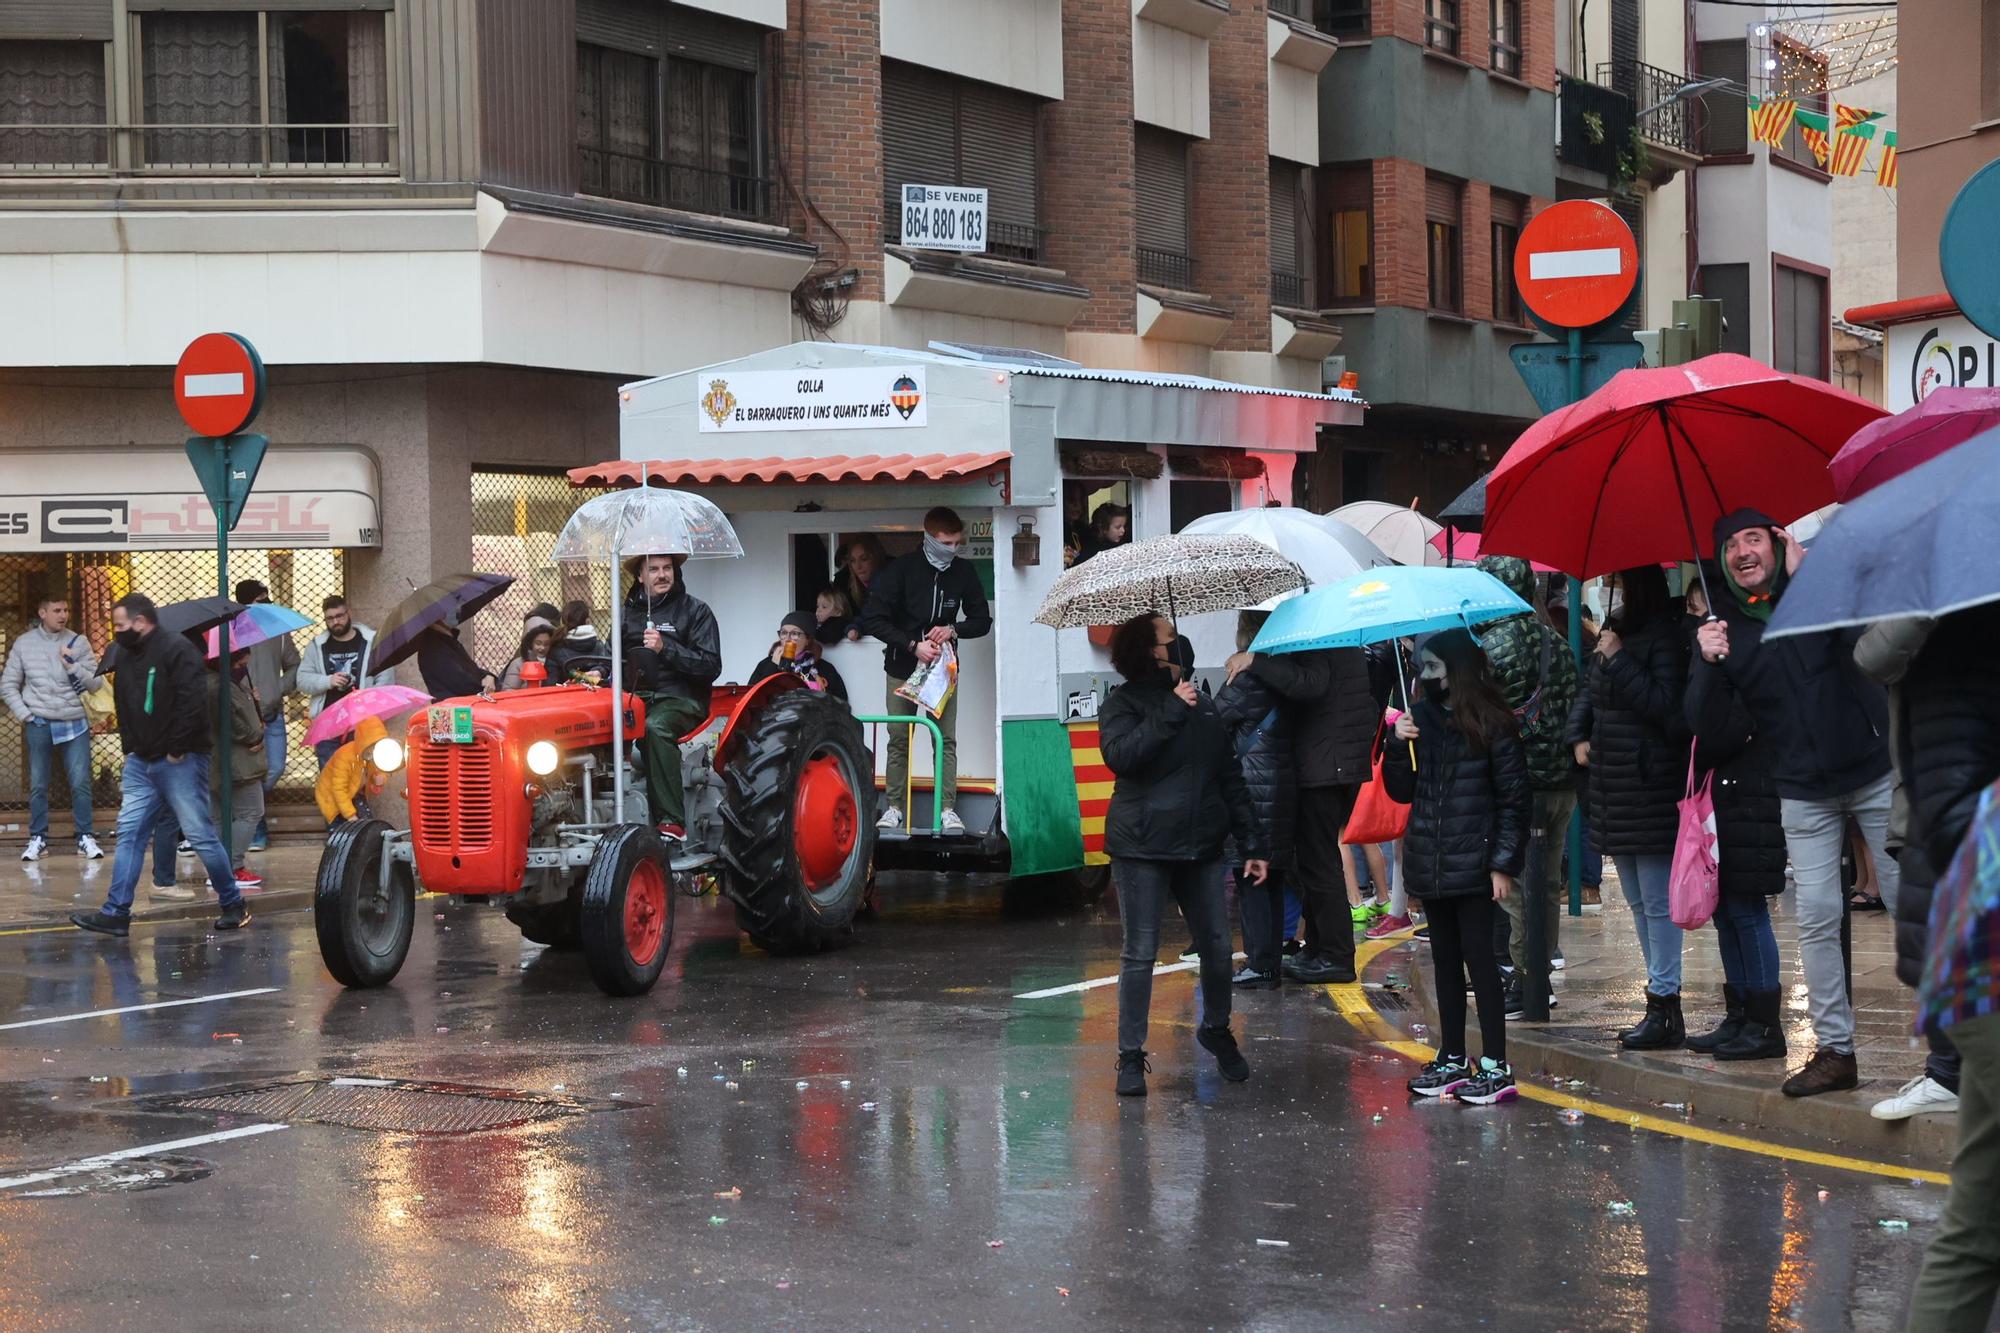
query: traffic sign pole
[{"left": 215, "top": 436, "right": 232, "bottom": 863}]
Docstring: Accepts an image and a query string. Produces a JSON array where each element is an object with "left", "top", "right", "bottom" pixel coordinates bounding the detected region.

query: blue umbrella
[
  {"left": 1249, "top": 566, "right": 1532, "bottom": 655},
  {"left": 1766, "top": 425, "right": 2000, "bottom": 641}
]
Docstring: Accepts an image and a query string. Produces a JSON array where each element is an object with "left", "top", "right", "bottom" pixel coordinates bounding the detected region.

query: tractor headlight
[
  {"left": 526, "top": 740, "right": 561, "bottom": 776},
  {"left": 371, "top": 737, "right": 404, "bottom": 772}
]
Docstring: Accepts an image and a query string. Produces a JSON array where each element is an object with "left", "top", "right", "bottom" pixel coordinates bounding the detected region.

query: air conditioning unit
[{"left": 1320, "top": 354, "right": 1347, "bottom": 390}]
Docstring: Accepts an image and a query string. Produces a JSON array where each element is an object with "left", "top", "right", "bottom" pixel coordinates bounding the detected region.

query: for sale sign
[{"left": 900, "top": 184, "right": 988, "bottom": 254}]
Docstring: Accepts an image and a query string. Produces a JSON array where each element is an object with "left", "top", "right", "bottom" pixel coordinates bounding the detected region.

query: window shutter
[
  {"left": 665, "top": 4, "right": 762, "bottom": 71},
  {"left": 1696, "top": 40, "right": 1747, "bottom": 155},
  {"left": 1424, "top": 174, "right": 1460, "bottom": 224},
  {"left": 578, "top": 0, "right": 664, "bottom": 54},
  {"left": 1270, "top": 162, "right": 1300, "bottom": 274},
  {"left": 882, "top": 63, "right": 959, "bottom": 242},
  {"left": 1699, "top": 263, "right": 1751, "bottom": 355},
  {"left": 958, "top": 80, "right": 1038, "bottom": 229},
  {"left": 1135, "top": 126, "right": 1190, "bottom": 254},
  {"left": 1490, "top": 189, "right": 1524, "bottom": 230},
  {"left": 0, "top": 2, "right": 112, "bottom": 39}
]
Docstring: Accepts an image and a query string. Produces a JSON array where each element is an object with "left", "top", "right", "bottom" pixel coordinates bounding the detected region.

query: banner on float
[{"left": 696, "top": 366, "right": 929, "bottom": 433}]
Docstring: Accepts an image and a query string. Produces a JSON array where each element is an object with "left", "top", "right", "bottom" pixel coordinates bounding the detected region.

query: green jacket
[
  {"left": 1475, "top": 556, "right": 1578, "bottom": 790},
  {"left": 210, "top": 671, "right": 268, "bottom": 792}
]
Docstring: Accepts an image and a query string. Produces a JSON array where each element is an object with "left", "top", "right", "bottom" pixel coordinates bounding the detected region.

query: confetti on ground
[
  {"left": 1817, "top": 1190, "right": 1830, "bottom": 1202},
  {"left": 1879, "top": 1219, "right": 1910, "bottom": 1232},
  {"left": 1255, "top": 1239, "right": 1291, "bottom": 1248},
  {"left": 861, "top": 1102, "right": 878, "bottom": 1111},
  {"left": 708, "top": 1216, "right": 728, "bottom": 1227},
  {"left": 1608, "top": 1201, "right": 1636, "bottom": 1215},
  {"left": 986, "top": 1240, "right": 1004, "bottom": 1249},
  {"left": 1558, "top": 1108, "right": 1586, "bottom": 1125},
  {"left": 1058, "top": 1288, "right": 1071, "bottom": 1298},
  {"left": 714, "top": 1187, "right": 742, "bottom": 1200}
]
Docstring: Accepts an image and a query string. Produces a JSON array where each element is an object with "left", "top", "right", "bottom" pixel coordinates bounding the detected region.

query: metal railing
[
  {"left": 1271, "top": 268, "right": 1308, "bottom": 308},
  {"left": 1556, "top": 74, "right": 1633, "bottom": 177},
  {"left": 1596, "top": 60, "right": 1700, "bottom": 154},
  {"left": 885, "top": 211, "right": 1044, "bottom": 263},
  {"left": 0, "top": 123, "right": 395, "bottom": 174},
  {"left": 1137, "top": 246, "right": 1197, "bottom": 292},
  {"left": 578, "top": 145, "right": 775, "bottom": 222}
]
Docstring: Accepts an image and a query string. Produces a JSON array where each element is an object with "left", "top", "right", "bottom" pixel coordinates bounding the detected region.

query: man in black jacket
[
  {"left": 1690, "top": 507, "right": 1897, "bottom": 1098},
  {"left": 1225, "top": 642, "right": 1378, "bottom": 983},
  {"left": 860, "top": 508, "right": 992, "bottom": 836},
  {"left": 621, "top": 553, "right": 722, "bottom": 842},
  {"left": 71, "top": 593, "right": 250, "bottom": 936}
]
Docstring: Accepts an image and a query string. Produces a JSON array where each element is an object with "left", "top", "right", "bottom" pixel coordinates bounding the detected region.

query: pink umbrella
[
  {"left": 1430, "top": 528, "right": 1560, "bottom": 572},
  {"left": 306, "top": 684, "right": 432, "bottom": 747},
  {"left": 1830, "top": 387, "right": 2000, "bottom": 501}
]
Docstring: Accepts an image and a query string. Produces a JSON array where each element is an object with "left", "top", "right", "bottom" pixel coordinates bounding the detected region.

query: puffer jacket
[
  {"left": 1894, "top": 604, "right": 2000, "bottom": 988},
  {"left": 1476, "top": 557, "right": 1579, "bottom": 790},
  {"left": 1382, "top": 697, "right": 1530, "bottom": 898},
  {"left": 1099, "top": 670, "right": 1264, "bottom": 864},
  {"left": 1, "top": 624, "right": 100, "bottom": 723},
  {"left": 1685, "top": 633, "right": 1786, "bottom": 897},
  {"left": 1245, "top": 646, "right": 1376, "bottom": 787},
  {"left": 1215, "top": 668, "right": 1296, "bottom": 867},
  {"left": 1566, "top": 613, "right": 1690, "bottom": 856},
  {"left": 315, "top": 716, "right": 388, "bottom": 824}
]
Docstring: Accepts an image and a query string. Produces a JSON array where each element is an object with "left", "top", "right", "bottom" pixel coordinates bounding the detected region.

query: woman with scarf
[{"left": 750, "top": 611, "right": 849, "bottom": 701}]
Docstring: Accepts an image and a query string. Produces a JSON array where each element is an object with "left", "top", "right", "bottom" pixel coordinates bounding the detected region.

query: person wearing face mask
[
  {"left": 860, "top": 508, "right": 993, "bottom": 835},
  {"left": 1384, "top": 629, "right": 1531, "bottom": 1105},
  {"left": 1689, "top": 508, "right": 1896, "bottom": 1099},
  {"left": 208, "top": 647, "right": 268, "bottom": 891},
  {"left": 70, "top": 593, "right": 250, "bottom": 936}
]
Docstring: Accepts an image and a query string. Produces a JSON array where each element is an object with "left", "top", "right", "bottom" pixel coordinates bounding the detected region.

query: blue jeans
[
  {"left": 253, "top": 714, "right": 286, "bottom": 840},
  {"left": 151, "top": 810, "right": 181, "bottom": 888},
  {"left": 24, "top": 720, "right": 94, "bottom": 840},
  {"left": 104, "top": 754, "right": 241, "bottom": 917},
  {"left": 1613, "top": 853, "right": 1681, "bottom": 994},
  {"left": 1712, "top": 893, "right": 1780, "bottom": 992}
]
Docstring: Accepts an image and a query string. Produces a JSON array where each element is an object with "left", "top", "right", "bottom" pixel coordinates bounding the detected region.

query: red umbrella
[
  {"left": 1483, "top": 354, "right": 1886, "bottom": 605},
  {"left": 1830, "top": 386, "right": 2000, "bottom": 501}
]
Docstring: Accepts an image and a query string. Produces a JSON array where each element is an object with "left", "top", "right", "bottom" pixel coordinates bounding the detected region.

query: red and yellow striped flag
[
  {"left": 1829, "top": 129, "right": 1869, "bottom": 176},
  {"left": 1878, "top": 130, "right": 1899, "bottom": 188},
  {"left": 1834, "top": 104, "right": 1882, "bottom": 133},
  {"left": 1800, "top": 125, "right": 1831, "bottom": 167},
  {"left": 1750, "top": 98, "right": 1798, "bottom": 147}
]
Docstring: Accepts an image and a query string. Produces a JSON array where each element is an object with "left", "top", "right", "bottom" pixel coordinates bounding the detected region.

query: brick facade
[
  {"left": 1372, "top": 157, "right": 1429, "bottom": 309},
  {"left": 1191, "top": 0, "right": 1272, "bottom": 349},
  {"left": 1042, "top": 0, "right": 1138, "bottom": 333},
  {"left": 780, "top": 0, "right": 885, "bottom": 301},
  {"left": 1462, "top": 179, "right": 1493, "bottom": 320}
]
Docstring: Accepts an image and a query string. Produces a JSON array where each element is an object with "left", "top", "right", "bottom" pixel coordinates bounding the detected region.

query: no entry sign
[
  {"left": 174, "top": 332, "right": 266, "bottom": 438},
  {"left": 1512, "top": 201, "right": 1638, "bottom": 330}
]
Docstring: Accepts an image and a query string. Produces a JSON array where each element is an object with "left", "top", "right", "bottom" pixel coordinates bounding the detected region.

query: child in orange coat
[{"left": 315, "top": 715, "right": 389, "bottom": 827}]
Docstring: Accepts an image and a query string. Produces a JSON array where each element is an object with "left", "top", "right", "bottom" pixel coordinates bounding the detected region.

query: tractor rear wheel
[
  {"left": 314, "top": 819, "right": 415, "bottom": 989},
  {"left": 579, "top": 824, "right": 673, "bottom": 997},
  {"left": 719, "top": 688, "right": 876, "bottom": 954}
]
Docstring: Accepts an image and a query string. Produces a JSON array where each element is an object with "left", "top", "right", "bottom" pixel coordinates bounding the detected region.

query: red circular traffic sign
[
  {"left": 1512, "top": 200, "right": 1638, "bottom": 329},
  {"left": 174, "top": 332, "right": 265, "bottom": 438}
]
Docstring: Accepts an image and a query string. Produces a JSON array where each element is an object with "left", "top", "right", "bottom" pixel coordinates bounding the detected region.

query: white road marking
[
  {"left": 1527, "top": 247, "right": 1624, "bottom": 280},
  {"left": 1015, "top": 954, "right": 1246, "bottom": 1000},
  {"left": 0, "top": 1124, "right": 288, "bottom": 1192},
  {"left": 0, "top": 987, "right": 280, "bottom": 1032},
  {"left": 182, "top": 371, "right": 245, "bottom": 398}
]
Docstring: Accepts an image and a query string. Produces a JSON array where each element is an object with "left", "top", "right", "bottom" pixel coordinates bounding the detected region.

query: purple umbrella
[
  {"left": 364, "top": 573, "right": 516, "bottom": 675},
  {"left": 1831, "top": 386, "right": 2000, "bottom": 502}
]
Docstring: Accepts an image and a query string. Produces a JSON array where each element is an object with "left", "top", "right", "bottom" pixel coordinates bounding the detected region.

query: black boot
[
  {"left": 1616, "top": 991, "right": 1659, "bottom": 1044},
  {"left": 1685, "top": 984, "right": 1746, "bottom": 1053},
  {"left": 1116, "top": 1050, "right": 1150, "bottom": 1096},
  {"left": 1621, "top": 992, "right": 1684, "bottom": 1050},
  {"left": 1715, "top": 989, "right": 1788, "bottom": 1062}
]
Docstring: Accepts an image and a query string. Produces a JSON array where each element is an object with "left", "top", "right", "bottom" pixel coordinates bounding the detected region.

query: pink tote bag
[{"left": 1669, "top": 754, "right": 1720, "bottom": 930}]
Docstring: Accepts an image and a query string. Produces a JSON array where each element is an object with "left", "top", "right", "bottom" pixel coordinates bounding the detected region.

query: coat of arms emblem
[{"left": 701, "top": 379, "right": 737, "bottom": 426}]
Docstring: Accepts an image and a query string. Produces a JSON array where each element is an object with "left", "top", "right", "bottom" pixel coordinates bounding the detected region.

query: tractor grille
[
  {"left": 413, "top": 737, "right": 495, "bottom": 852},
  {"left": 165, "top": 1078, "right": 593, "bottom": 1135}
]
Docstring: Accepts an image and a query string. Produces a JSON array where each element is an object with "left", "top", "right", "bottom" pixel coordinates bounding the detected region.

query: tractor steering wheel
[{"left": 553, "top": 654, "right": 614, "bottom": 686}]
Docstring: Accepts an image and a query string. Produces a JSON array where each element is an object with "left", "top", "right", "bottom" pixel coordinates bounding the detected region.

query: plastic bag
[
  {"left": 895, "top": 641, "right": 957, "bottom": 719},
  {"left": 1669, "top": 755, "right": 1719, "bottom": 930}
]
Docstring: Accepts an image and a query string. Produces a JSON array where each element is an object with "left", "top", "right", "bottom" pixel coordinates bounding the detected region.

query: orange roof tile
[{"left": 569, "top": 452, "right": 1011, "bottom": 489}]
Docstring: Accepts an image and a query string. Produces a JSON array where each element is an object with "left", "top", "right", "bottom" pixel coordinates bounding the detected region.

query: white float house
[{"left": 581, "top": 342, "right": 1363, "bottom": 879}]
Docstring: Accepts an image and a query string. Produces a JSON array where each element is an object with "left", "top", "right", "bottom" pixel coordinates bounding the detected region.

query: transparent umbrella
[{"left": 1183, "top": 507, "right": 1391, "bottom": 607}]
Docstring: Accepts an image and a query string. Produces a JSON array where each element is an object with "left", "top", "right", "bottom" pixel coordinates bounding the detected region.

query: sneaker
[
  {"left": 1408, "top": 1054, "right": 1472, "bottom": 1097},
  {"left": 877, "top": 807, "right": 904, "bottom": 832},
  {"left": 69, "top": 909, "right": 128, "bottom": 937},
  {"left": 233, "top": 868, "right": 264, "bottom": 889},
  {"left": 1178, "top": 945, "right": 1200, "bottom": 962},
  {"left": 246, "top": 837, "right": 268, "bottom": 852},
  {"left": 1781, "top": 1048, "right": 1859, "bottom": 1098},
  {"left": 1551, "top": 951, "right": 1566, "bottom": 971},
  {"left": 657, "top": 822, "right": 685, "bottom": 844},
  {"left": 939, "top": 808, "right": 966, "bottom": 836},
  {"left": 1198, "top": 1025, "right": 1250, "bottom": 1082},
  {"left": 1116, "top": 1050, "right": 1150, "bottom": 1097},
  {"left": 1458, "top": 1057, "right": 1519, "bottom": 1105},
  {"left": 1870, "top": 1074, "right": 1960, "bottom": 1121},
  {"left": 1350, "top": 899, "right": 1380, "bottom": 925},
  {"left": 148, "top": 883, "right": 197, "bottom": 902},
  {"left": 1283, "top": 954, "right": 1356, "bottom": 985},
  {"left": 1232, "top": 965, "right": 1280, "bottom": 990},
  {"left": 76, "top": 834, "right": 104, "bottom": 860},
  {"left": 214, "top": 901, "right": 253, "bottom": 931},
  {"left": 20, "top": 835, "right": 46, "bottom": 862},
  {"left": 1503, "top": 983, "right": 1559, "bottom": 1021},
  {"left": 176, "top": 839, "right": 192, "bottom": 854},
  {"left": 1365, "top": 913, "right": 1415, "bottom": 939},
  {"left": 1412, "top": 925, "right": 1430, "bottom": 943}
]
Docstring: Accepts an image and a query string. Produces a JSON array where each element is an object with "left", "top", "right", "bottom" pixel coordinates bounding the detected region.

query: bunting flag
[
  {"left": 1795, "top": 108, "right": 1832, "bottom": 165},
  {"left": 1750, "top": 97, "right": 1799, "bottom": 147},
  {"left": 1829, "top": 123, "right": 1871, "bottom": 176},
  {"left": 1878, "top": 129, "right": 1899, "bottom": 188},
  {"left": 1835, "top": 104, "right": 1883, "bottom": 133}
]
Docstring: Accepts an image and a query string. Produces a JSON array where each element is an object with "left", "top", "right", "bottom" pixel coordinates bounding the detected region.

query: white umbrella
[
  {"left": 1183, "top": 507, "right": 1392, "bottom": 608},
  {"left": 1033, "top": 533, "right": 1304, "bottom": 629},
  {"left": 1326, "top": 500, "right": 1447, "bottom": 567}
]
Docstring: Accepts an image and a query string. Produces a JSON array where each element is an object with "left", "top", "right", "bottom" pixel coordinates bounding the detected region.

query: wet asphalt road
[{"left": 0, "top": 875, "right": 1942, "bottom": 1331}]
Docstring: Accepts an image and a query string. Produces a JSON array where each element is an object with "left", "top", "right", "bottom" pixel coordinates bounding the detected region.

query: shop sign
[
  {"left": 1886, "top": 316, "right": 2000, "bottom": 412},
  {"left": 696, "top": 366, "right": 929, "bottom": 433},
  {"left": 899, "top": 184, "right": 988, "bottom": 254}
]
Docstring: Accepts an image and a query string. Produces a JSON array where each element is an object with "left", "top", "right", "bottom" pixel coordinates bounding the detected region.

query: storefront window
[{"left": 469, "top": 469, "right": 609, "bottom": 676}]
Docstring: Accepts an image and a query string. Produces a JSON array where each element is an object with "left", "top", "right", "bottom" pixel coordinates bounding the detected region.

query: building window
[
  {"left": 1491, "top": 190, "right": 1524, "bottom": 324},
  {"left": 1135, "top": 124, "right": 1195, "bottom": 290},
  {"left": 0, "top": 41, "right": 108, "bottom": 168},
  {"left": 139, "top": 11, "right": 390, "bottom": 169},
  {"left": 1426, "top": 174, "right": 1463, "bottom": 313},
  {"left": 1425, "top": 0, "right": 1460, "bottom": 56},
  {"left": 577, "top": 44, "right": 660, "bottom": 193},
  {"left": 1698, "top": 263, "right": 1751, "bottom": 356},
  {"left": 1489, "top": 0, "right": 1521, "bottom": 77},
  {"left": 882, "top": 61, "right": 1043, "bottom": 262},
  {"left": 1314, "top": 0, "right": 1371, "bottom": 41},
  {"left": 1772, "top": 41, "right": 1830, "bottom": 173},
  {"left": 1695, "top": 39, "right": 1748, "bottom": 157},
  {"left": 1320, "top": 162, "right": 1372, "bottom": 306},
  {"left": 1270, "top": 160, "right": 1308, "bottom": 308},
  {"left": 1774, "top": 260, "right": 1829, "bottom": 380}
]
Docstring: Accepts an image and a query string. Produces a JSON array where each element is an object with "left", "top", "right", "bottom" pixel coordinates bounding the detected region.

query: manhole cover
[{"left": 163, "top": 1078, "right": 600, "bottom": 1135}]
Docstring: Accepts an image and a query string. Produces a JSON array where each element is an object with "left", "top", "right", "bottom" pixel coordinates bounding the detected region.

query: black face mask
[
  {"left": 1424, "top": 678, "right": 1451, "bottom": 703},
  {"left": 1164, "top": 636, "right": 1195, "bottom": 675},
  {"left": 114, "top": 628, "right": 142, "bottom": 650}
]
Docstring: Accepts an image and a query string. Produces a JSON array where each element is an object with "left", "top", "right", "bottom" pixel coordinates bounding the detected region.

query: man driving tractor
[{"left": 622, "top": 552, "right": 722, "bottom": 843}]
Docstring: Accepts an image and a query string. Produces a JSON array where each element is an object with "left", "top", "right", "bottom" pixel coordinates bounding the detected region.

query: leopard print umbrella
[{"left": 1033, "top": 533, "right": 1305, "bottom": 629}]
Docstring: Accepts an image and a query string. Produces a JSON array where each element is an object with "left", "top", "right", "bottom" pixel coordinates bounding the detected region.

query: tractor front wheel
[
  {"left": 719, "top": 688, "right": 876, "bottom": 954},
  {"left": 579, "top": 824, "right": 673, "bottom": 997},
  {"left": 313, "top": 819, "right": 415, "bottom": 989}
]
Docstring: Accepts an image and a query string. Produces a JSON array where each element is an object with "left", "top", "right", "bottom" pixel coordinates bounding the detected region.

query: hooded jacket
[
  {"left": 1215, "top": 666, "right": 1297, "bottom": 866},
  {"left": 1475, "top": 556, "right": 1579, "bottom": 790},
  {"left": 1383, "top": 697, "right": 1531, "bottom": 898},
  {"left": 111, "top": 626, "right": 211, "bottom": 760},
  {"left": 1099, "top": 670, "right": 1264, "bottom": 863},
  {"left": 619, "top": 570, "right": 722, "bottom": 710},
  {"left": 316, "top": 715, "right": 388, "bottom": 823},
  {"left": 858, "top": 548, "right": 992, "bottom": 681},
  {"left": 1243, "top": 647, "right": 1376, "bottom": 788},
  {"left": 1565, "top": 608, "right": 1691, "bottom": 856},
  {"left": 1687, "top": 509, "right": 1890, "bottom": 802}
]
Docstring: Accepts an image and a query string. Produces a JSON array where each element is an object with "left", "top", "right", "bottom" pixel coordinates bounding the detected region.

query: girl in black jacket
[
  {"left": 1216, "top": 610, "right": 1296, "bottom": 989},
  {"left": 1100, "top": 613, "right": 1269, "bottom": 1097},
  {"left": 1384, "top": 629, "right": 1531, "bottom": 1105},
  {"left": 1566, "top": 565, "right": 1693, "bottom": 1049}
]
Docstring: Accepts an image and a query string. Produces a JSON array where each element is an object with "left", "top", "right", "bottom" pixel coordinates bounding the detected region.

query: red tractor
[{"left": 312, "top": 671, "right": 876, "bottom": 997}]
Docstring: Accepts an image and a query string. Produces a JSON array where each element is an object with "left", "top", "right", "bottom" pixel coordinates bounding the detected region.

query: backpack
[{"left": 72, "top": 635, "right": 115, "bottom": 729}]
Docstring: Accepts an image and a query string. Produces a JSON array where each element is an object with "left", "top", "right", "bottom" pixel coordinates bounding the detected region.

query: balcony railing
[
  {"left": 885, "top": 212, "right": 1045, "bottom": 263},
  {"left": 1556, "top": 75, "right": 1634, "bottom": 178},
  {"left": 1138, "top": 246, "right": 1197, "bottom": 292},
  {"left": 1271, "top": 269, "right": 1308, "bottom": 308},
  {"left": 1596, "top": 60, "right": 1700, "bottom": 155},
  {"left": 0, "top": 122, "right": 396, "bottom": 174},
  {"left": 579, "top": 146, "right": 775, "bottom": 223}
]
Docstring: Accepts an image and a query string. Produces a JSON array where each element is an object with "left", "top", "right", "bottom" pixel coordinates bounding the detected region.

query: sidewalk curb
[
  {"left": 2, "top": 887, "right": 313, "bottom": 934},
  {"left": 1384, "top": 943, "right": 1954, "bottom": 1173}
]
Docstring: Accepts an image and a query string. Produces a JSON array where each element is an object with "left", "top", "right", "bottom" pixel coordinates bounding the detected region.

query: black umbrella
[
  {"left": 156, "top": 597, "right": 246, "bottom": 636},
  {"left": 1438, "top": 472, "right": 1489, "bottom": 533}
]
